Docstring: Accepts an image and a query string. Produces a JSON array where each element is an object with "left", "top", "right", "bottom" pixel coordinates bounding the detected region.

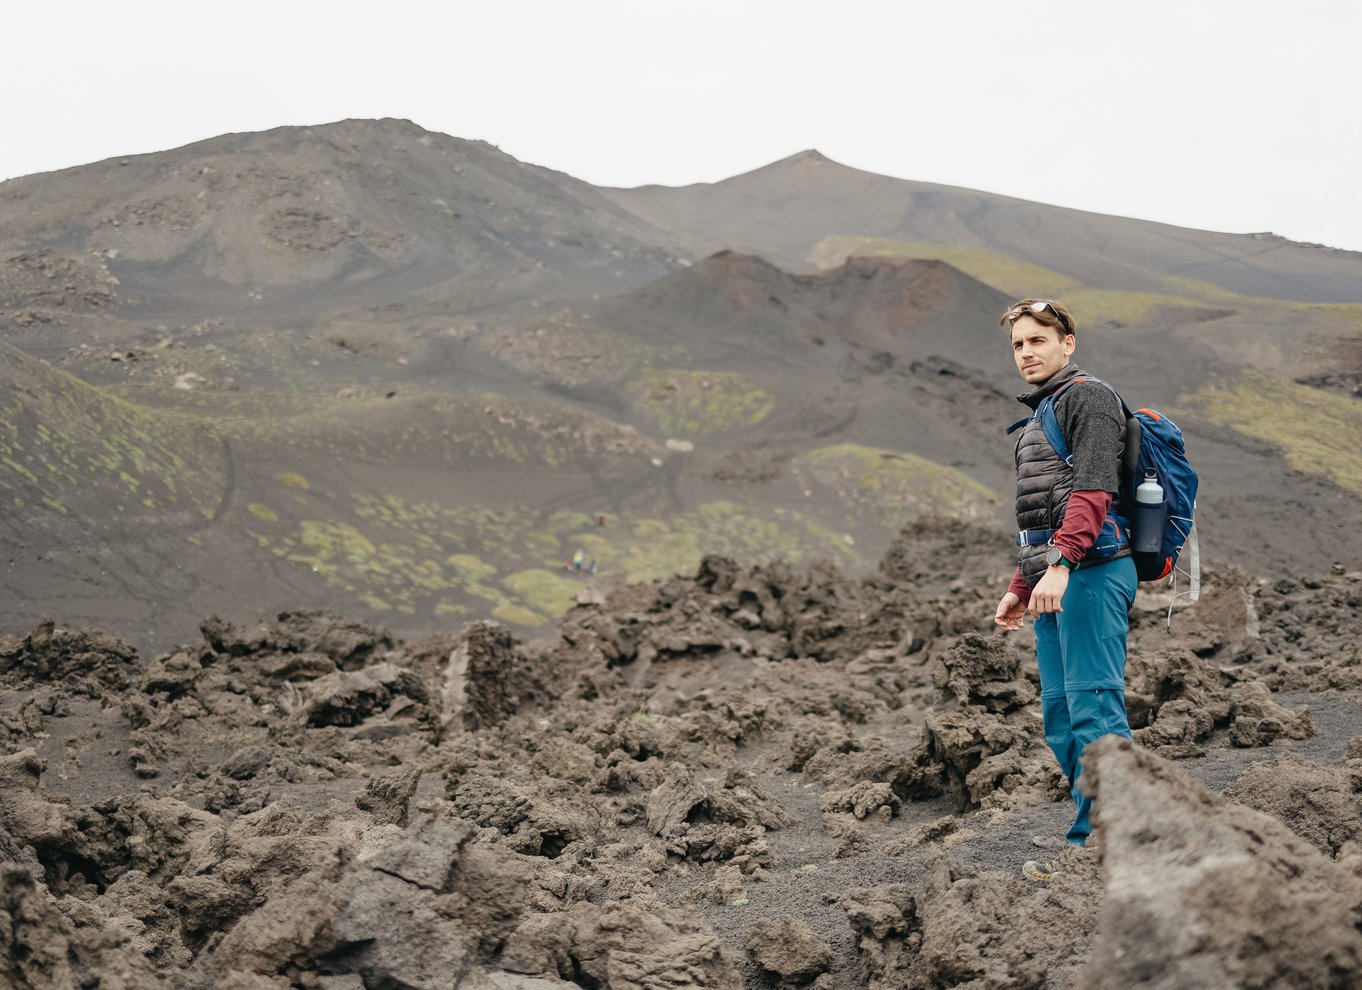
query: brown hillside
[
  {"left": 0, "top": 121, "right": 1359, "bottom": 652},
  {"left": 0, "top": 118, "right": 686, "bottom": 318},
  {"left": 605, "top": 150, "right": 1362, "bottom": 303},
  {"left": 597, "top": 252, "right": 1016, "bottom": 375}
]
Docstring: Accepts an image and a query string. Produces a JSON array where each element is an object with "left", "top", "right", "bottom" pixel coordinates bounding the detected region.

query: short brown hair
[{"left": 1000, "top": 298, "right": 1075, "bottom": 338}]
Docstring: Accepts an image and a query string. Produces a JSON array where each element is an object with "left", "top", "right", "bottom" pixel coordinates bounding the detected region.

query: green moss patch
[
  {"left": 492, "top": 603, "right": 548, "bottom": 627},
  {"left": 627, "top": 369, "right": 774, "bottom": 437},
  {"left": 799, "top": 444, "right": 999, "bottom": 526},
  {"left": 252, "top": 492, "right": 859, "bottom": 629},
  {"left": 0, "top": 346, "right": 222, "bottom": 526},
  {"left": 1198, "top": 370, "right": 1362, "bottom": 495},
  {"left": 503, "top": 568, "right": 582, "bottom": 618},
  {"left": 447, "top": 553, "right": 497, "bottom": 580}
]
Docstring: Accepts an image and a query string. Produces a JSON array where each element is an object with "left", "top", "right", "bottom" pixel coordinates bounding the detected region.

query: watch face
[{"left": 1046, "top": 547, "right": 1063, "bottom": 567}]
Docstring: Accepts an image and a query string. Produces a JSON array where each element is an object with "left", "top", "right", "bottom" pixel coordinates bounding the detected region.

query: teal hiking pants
[{"left": 1032, "top": 555, "right": 1138, "bottom": 845}]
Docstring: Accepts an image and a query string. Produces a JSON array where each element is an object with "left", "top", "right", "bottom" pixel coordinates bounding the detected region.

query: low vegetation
[
  {"left": 0, "top": 346, "right": 222, "bottom": 528},
  {"left": 626, "top": 369, "right": 775, "bottom": 436},
  {"left": 1198, "top": 369, "right": 1362, "bottom": 496},
  {"left": 798, "top": 444, "right": 999, "bottom": 527},
  {"left": 248, "top": 493, "right": 858, "bottom": 627}
]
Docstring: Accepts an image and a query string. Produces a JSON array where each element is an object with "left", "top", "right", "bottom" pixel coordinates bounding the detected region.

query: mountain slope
[
  {"left": 0, "top": 341, "right": 225, "bottom": 537},
  {"left": 1, "top": 123, "right": 1360, "bottom": 652},
  {"left": 0, "top": 118, "right": 686, "bottom": 318},
  {"left": 603, "top": 150, "right": 1362, "bottom": 303}
]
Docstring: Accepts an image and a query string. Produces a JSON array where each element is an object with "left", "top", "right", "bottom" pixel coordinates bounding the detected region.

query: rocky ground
[{"left": 3, "top": 518, "right": 1362, "bottom": 989}]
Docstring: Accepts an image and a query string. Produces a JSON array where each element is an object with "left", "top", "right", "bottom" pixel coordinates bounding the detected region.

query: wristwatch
[{"left": 1046, "top": 546, "right": 1077, "bottom": 569}]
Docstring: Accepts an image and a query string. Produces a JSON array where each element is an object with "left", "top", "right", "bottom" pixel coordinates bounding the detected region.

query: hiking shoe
[{"left": 1022, "top": 858, "right": 1061, "bottom": 881}]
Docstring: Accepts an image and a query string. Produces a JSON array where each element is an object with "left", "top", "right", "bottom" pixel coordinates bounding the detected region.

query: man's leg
[
  {"left": 1056, "top": 557, "right": 1138, "bottom": 843},
  {"left": 1033, "top": 613, "right": 1082, "bottom": 796}
]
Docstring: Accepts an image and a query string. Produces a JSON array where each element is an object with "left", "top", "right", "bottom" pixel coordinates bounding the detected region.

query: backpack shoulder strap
[
  {"left": 1040, "top": 375, "right": 1135, "bottom": 466},
  {"left": 1005, "top": 375, "right": 1132, "bottom": 457},
  {"left": 1035, "top": 377, "right": 1087, "bottom": 465},
  {"left": 1036, "top": 394, "right": 1072, "bottom": 465}
]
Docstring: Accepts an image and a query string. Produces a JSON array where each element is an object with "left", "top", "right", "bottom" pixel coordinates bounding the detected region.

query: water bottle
[{"left": 1133, "top": 472, "right": 1165, "bottom": 553}]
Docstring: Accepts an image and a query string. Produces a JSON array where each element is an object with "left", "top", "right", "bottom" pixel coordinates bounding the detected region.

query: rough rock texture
[
  {"left": 1125, "top": 648, "right": 1314, "bottom": 758},
  {"left": 1221, "top": 752, "right": 1362, "bottom": 858},
  {"left": 839, "top": 847, "right": 1102, "bottom": 990},
  {"left": 445, "top": 621, "right": 548, "bottom": 732},
  {"left": 0, "top": 619, "right": 140, "bottom": 693},
  {"left": 3, "top": 526, "right": 1362, "bottom": 988},
  {"left": 1082, "top": 737, "right": 1362, "bottom": 989},
  {"left": 0, "top": 865, "right": 170, "bottom": 990},
  {"left": 745, "top": 917, "right": 832, "bottom": 984}
]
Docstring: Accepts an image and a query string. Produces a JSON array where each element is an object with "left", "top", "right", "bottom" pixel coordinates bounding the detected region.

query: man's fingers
[{"left": 1027, "top": 595, "right": 1063, "bottom": 617}]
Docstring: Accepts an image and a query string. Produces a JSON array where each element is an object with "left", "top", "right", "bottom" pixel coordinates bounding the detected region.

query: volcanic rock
[
  {"left": 2, "top": 539, "right": 1359, "bottom": 987},
  {"left": 1082, "top": 736, "right": 1362, "bottom": 988},
  {"left": 1222, "top": 751, "right": 1362, "bottom": 858},
  {"left": 745, "top": 917, "right": 832, "bottom": 984}
]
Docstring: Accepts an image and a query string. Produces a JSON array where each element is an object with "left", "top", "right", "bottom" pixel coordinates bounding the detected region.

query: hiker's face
[{"left": 1010, "top": 316, "right": 1074, "bottom": 385}]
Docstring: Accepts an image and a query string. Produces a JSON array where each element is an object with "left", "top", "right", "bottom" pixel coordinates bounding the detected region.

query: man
[{"left": 992, "top": 298, "right": 1138, "bottom": 880}]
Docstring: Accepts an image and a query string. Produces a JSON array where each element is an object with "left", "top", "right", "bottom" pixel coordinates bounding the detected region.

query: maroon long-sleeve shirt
[{"left": 1007, "top": 489, "right": 1113, "bottom": 605}]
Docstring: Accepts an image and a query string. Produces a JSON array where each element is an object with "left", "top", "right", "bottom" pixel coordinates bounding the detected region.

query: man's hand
[
  {"left": 994, "top": 592, "right": 1026, "bottom": 631},
  {"left": 1028, "top": 565, "right": 1070, "bottom": 617}
]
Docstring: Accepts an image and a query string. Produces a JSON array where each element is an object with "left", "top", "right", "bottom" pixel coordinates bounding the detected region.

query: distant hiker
[
  {"left": 992, "top": 299, "right": 1138, "bottom": 879},
  {"left": 572, "top": 549, "right": 585, "bottom": 571},
  {"left": 597, "top": 514, "right": 606, "bottom": 527},
  {"left": 587, "top": 559, "right": 597, "bottom": 575}
]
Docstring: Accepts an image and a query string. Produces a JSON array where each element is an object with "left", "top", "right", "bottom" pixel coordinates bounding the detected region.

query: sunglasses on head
[{"left": 1010, "top": 299, "right": 1072, "bottom": 334}]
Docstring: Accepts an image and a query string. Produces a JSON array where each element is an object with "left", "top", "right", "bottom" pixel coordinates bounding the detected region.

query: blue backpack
[{"left": 1022, "top": 376, "right": 1199, "bottom": 584}]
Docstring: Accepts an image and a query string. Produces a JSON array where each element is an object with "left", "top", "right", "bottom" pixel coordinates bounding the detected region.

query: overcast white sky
[{"left": 8, "top": 0, "right": 1361, "bottom": 251}]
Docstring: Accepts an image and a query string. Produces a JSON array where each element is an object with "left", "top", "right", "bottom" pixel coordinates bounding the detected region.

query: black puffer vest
[
  {"left": 1013, "top": 366, "right": 1128, "bottom": 586},
  {"left": 1015, "top": 415, "right": 1071, "bottom": 586}
]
